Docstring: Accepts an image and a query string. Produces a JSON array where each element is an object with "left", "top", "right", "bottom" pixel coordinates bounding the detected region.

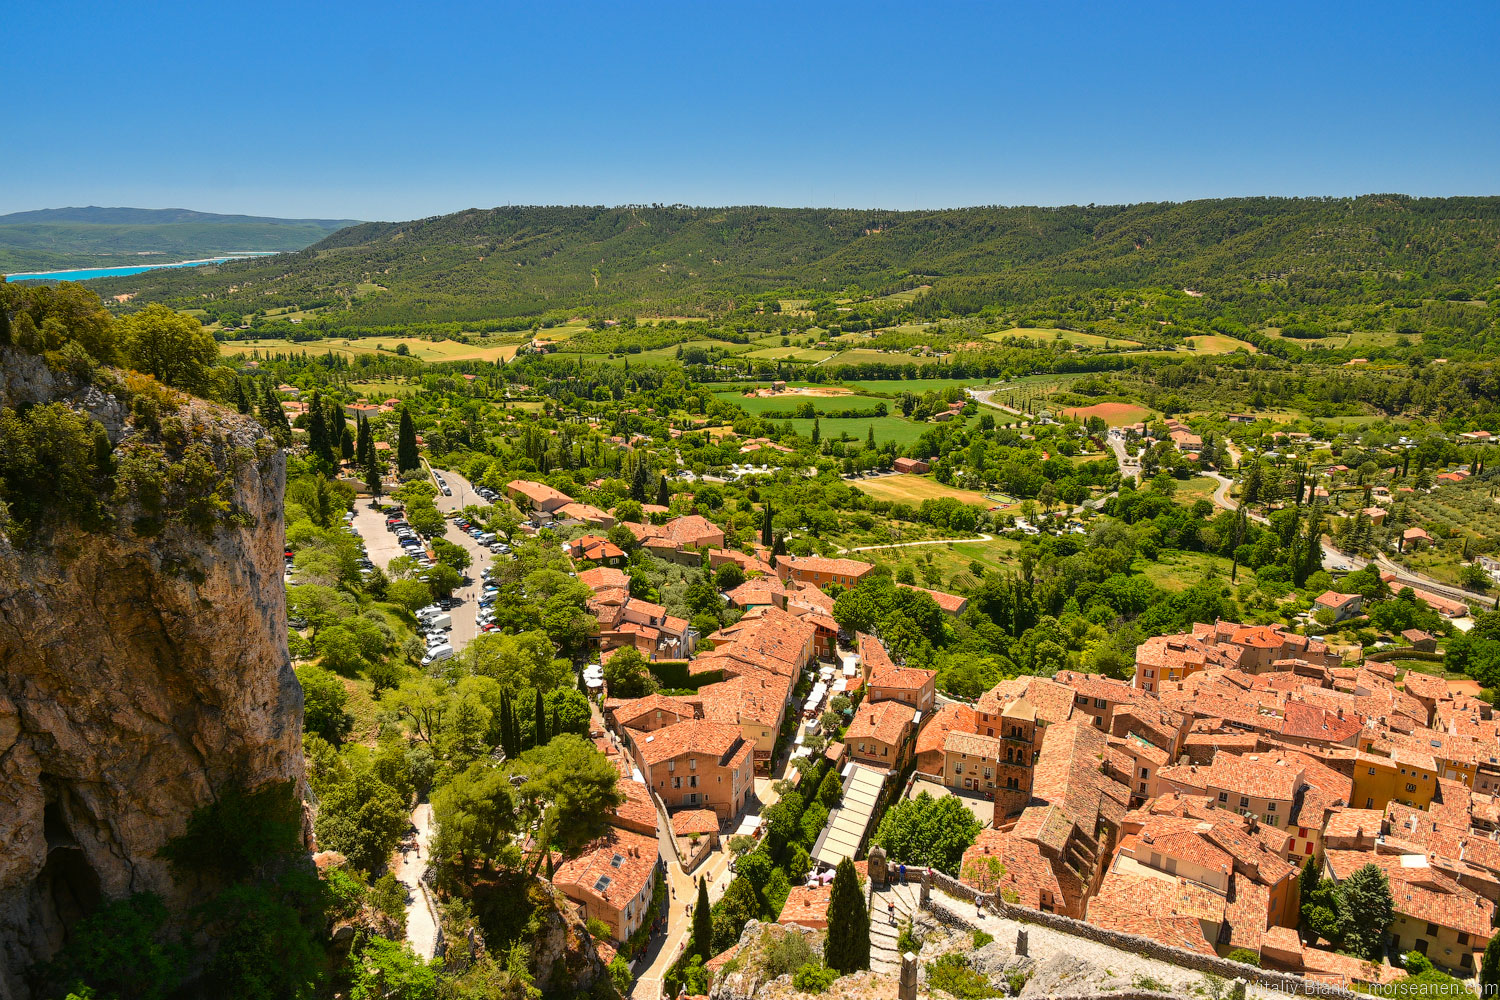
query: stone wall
[{"left": 923, "top": 871, "right": 1367, "bottom": 1000}]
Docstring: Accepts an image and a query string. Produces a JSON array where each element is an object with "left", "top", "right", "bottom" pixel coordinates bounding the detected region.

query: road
[
  {"left": 394, "top": 802, "right": 439, "bottom": 959},
  {"left": 1204, "top": 471, "right": 1486, "bottom": 609},
  {"left": 1107, "top": 432, "right": 1141, "bottom": 483},
  {"left": 967, "top": 387, "right": 1023, "bottom": 416}
]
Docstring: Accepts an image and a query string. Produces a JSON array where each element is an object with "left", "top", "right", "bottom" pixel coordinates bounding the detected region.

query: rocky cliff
[{"left": 0, "top": 348, "right": 304, "bottom": 999}]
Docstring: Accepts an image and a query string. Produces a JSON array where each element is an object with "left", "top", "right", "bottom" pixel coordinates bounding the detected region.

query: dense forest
[{"left": 86, "top": 197, "right": 1500, "bottom": 329}]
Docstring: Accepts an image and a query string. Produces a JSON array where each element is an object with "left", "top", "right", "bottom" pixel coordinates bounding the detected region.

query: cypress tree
[
  {"left": 397, "top": 408, "right": 419, "bottom": 472},
  {"left": 656, "top": 475, "right": 669, "bottom": 508},
  {"left": 356, "top": 414, "right": 370, "bottom": 464},
  {"left": 307, "top": 392, "right": 333, "bottom": 464},
  {"left": 534, "top": 688, "right": 547, "bottom": 748},
  {"left": 824, "top": 858, "right": 869, "bottom": 973},
  {"left": 630, "top": 461, "right": 648, "bottom": 502},
  {"left": 812, "top": 417, "right": 821, "bottom": 445},
  {"left": 691, "top": 878, "right": 712, "bottom": 961},
  {"left": 232, "top": 378, "right": 251, "bottom": 414},
  {"left": 338, "top": 414, "right": 355, "bottom": 463},
  {"left": 1298, "top": 853, "right": 1320, "bottom": 927},
  {"left": 0, "top": 298, "right": 10, "bottom": 346},
  {"left": 761, "top": 504, "right": 773, "bottom": 548}
]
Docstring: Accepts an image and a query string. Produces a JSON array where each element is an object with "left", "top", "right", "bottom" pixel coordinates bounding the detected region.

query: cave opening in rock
[{"left": 39, "top": 797, "right": 101, "bottom": 941}]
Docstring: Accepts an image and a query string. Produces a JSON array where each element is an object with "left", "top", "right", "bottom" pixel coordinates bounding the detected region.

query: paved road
[
  {"left": 1107, "top": 433, "right": 1141, "bottom": 483},
  {"left": 967, "top": 387, "right": 1023, "bottom": 416},
  {"left": 1205, "top": 471, "right": 1485, "bottom": 609},
  {"left": 394, "top": 802, "right": 438, "bottom": 959}
]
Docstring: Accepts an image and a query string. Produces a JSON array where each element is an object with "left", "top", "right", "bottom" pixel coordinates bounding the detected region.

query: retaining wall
[{"left": 923, "top": 871, "right": 1368, "bottom": 1000}]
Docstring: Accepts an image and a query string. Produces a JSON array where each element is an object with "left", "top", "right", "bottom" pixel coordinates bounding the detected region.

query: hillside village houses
[{"left": 547, "top": 485, "right": 1496, "bottom": 978}]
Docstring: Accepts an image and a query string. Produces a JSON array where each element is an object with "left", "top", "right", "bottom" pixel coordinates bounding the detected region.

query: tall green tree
[
  {"left": 691, "top": 877, "right": 712, "bottom": 961},
  {"left": 761, "top": 503, "right": 774, "bottom": 547},
  {"left": 307, "top": 391, "right": 334, "bottom": 465},
  {"left": 824, "top": 858, "right": 869, "bottom": 974},
  {"left": 396, "top": 409, "right": 419, "bottom": 473},
  {"left": 1337, "top": 863, "right": 1394, "bottom": 961},
  {"left": 871, "top": 791, "right": 981, "bottom": 875},
  {"left": 533, "top": 687, "right": 548, "bottom": 748},
  {"left": 117, "top": 303, "right": 219, "bottom": 394}
]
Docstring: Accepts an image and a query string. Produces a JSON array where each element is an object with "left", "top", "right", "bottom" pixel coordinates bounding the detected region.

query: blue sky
[{"left": 6, "top": 0, "right": 1497, "bottom": 220}]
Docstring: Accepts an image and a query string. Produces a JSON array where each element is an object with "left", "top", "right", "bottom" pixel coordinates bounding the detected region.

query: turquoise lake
[{"left": 5, "top": 253, "right": 277, "bottom": 282}]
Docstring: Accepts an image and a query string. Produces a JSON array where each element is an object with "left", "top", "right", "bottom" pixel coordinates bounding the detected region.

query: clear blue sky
[{"left": 7, "top": 0, "right": 1497, "bottom": 221}]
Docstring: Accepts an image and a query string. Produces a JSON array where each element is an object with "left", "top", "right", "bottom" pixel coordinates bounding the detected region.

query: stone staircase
[{"left": 868, "top": 880, "right": 938, "bottom": 974}]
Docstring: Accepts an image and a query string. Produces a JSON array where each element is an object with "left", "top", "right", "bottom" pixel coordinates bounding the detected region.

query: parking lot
[{"left": 345, "top": 468, "right": 504, "bottom": 663}]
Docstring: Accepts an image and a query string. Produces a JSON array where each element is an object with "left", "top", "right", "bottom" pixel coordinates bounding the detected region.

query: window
[
  {"left": 1265, "top": 815, "right": 1278, "bottom": 826},
  {"left": 1239, "top": 796, "right": 1249, "bottom": 809},
  {"left": 1459, "top": 933, "right": 1470, "bottom": 946},
  {"left": 983, "top": 768, "right": 992, "bottom": 779},
  {"left": 1094, "top": 698, "right": 1106, "bottom": 709},
  {"left": 689, "top": 776, "right": 697, "bottom": 787},
  {"left": 668, "top": 760, "right": 675, "bottom": 772},
  {"left": 1145, "top": 669, "right": 1154, "bottom": 678},
  {"left": 1368, "top": 767, "right": 1377, "bottom": 775},
  {"left": 1267, "top": 801, "right": 1276, "bottom": 812},
  {"left": 1426, "top": 923, "right": 1439, "bottom": 937},
  {"left": 689, "top": 758, "right": 696, "bottom": 770},
  {"left": 1218, "top": 791, "right": 1228, "bottom": 803},
  {"left": 1140, "top": 767, "right": 1149, "bottom": 779},
  {"left": 953, "top": 763, "right": 962, "bottom": 774},
  {"left": 1406, "top": 783, "right": 1417, "bottom": 793},
  {"left": 673, "top": 777, "right": 681, "bottom": 789}
]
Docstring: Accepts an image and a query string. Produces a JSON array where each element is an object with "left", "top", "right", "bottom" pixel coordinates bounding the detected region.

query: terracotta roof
[
  {"left": 670, "top": 809, "right": 720, "bottom": 836},
  {"left": 777, "top": 884, "right": 832, "bottom": 928},
  {"left": 610, "top": 693, "right": 701, "bottom": 730},
  {"left": 781, "top": 555, "right": 874, "bottom": 578},
  {"left": 895, "top": 583, "right": 968, "bottom": 614},
  {"left": 915, "top": 703, "right": 975, "bottom": 759},
  {"left": 961, "top": 829, "right": 1084, "bottom": 912},
  {"left": 507, "top": 479, "right": 573, "bottom": 506},
  {"left": 552, "top": 827, "right": 658, "bottom": 912},
  {"left": 847, "top": 699, "right": 916, "bottom": 748},
  {"left": 609, "top": 779, "right": 660, "bottom": 834},
  {"left": 631, "top": 720, "right": 747, "bottom": 768},
  {"left": 1325, "top": 850, "right": 1495, "bottom": 937},
  {"left": 578, "top": 566, "right": 631, "bottom": 591},
  {"left": 1088, "top": 870, "right": 1217, "bottom": 955}
]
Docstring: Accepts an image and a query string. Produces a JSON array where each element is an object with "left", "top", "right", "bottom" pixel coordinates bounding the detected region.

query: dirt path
[{"left": 838, "top": 533, "right": 993, "bottom": 554}]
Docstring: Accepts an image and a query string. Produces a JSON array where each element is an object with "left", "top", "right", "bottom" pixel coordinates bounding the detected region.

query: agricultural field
[
  {"left": 1060, "top": 402, "right": 1153, "bottom": 426},
  {"left": 1185, "top": 334, "right": 1257, "bottom": 354},
  {"left": 348, "top": 379, "right": 420, "bottom": 399},
  {"left": 851, "top": 474, "right": 998, "bottom": 508},
  {"left": 222, "top": 336, "right": 521, "bottom": 364},
  {"left": 743, "top": 346, "right": 840, "bottom": 362},
  {"left": 984, "top": 327, "right": 1141, "bottom": 349},
  {"left": 1167, "top": 475, "right": 1220, "bottom": 507},
  {"left": 534, "top": 321, "right": 588, "bottom": 342},
  {"left": 828, "top": 348, "right": 941, "bottom": 366},
  {"left": 713, "top": 388, "right": 878, "bottom": 415},
  {"left": 840, "top": 377, "right": 997, "bottom": 396}
]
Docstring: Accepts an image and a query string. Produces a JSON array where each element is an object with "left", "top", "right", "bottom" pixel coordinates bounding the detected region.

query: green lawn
[
  {"left": 829, "top": 348, "right": 941, "bottom": 366},
  {"left": 1133, "top": 550, "right": 1237, "bottom": 592},
  {"left": 779, "top": 415, "right": 928, "bottom": 446},
  {"left": 743, "top": 346, "right": 840, "bottom": 362}
]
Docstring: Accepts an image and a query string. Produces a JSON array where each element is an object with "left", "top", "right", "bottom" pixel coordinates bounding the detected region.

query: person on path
[{"left": 888, "top": 901, "right": 896, "bottom": 925}]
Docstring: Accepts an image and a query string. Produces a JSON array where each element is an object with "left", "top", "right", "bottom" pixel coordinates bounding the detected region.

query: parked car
[{"left": 421, "top": 644, "right": 454, "bottom": 666}]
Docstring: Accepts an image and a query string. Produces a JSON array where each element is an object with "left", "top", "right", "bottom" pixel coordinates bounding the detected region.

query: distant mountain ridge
[
  {"left": 0, "top": 206, "right": 361, "bottom": 228},
  {"left": 87, "top": 196, "right": 1500, "bottom": 327},
  {"left": 0, "top": 207, "right": 363, "bottom": 274}
]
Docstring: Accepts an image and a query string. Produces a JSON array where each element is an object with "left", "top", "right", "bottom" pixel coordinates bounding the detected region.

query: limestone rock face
[
  {"left": 530, "top": 879, "right": 606, "bottom": 994},
  {"left": 0, "top": 350, "right": 304, "bottom": 998}
]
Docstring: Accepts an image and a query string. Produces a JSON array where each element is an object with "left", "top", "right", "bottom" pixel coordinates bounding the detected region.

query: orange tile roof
[
  {"left": 781, "top": 555, "right": 874, "bottom": 578},
  {"left": 670, "top": 809, "right": 720, "bottom": 836},
  {"left": 552, "top": 826, "right": 659, "bottom": 911},
  {"left": 846, "top": 699, "right": 916, "bottom": 748},
  {"left": 578, "top": 566, "right": 631, "bottom": 591},
  {"left": 915, "top": 702, "right": 975, "bottom": 758},
  {"left": 631, "top": 720, "right": 747, "bottom": 768}
]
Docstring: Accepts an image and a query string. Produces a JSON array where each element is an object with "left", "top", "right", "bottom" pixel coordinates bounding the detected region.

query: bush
[
  {"left": 763, "top": 928, "right": 816, "bottom": 978},
  {"left": 1225, "top": 947, "right": 1261, "bottom": 967},
  {"left": 926, "top": 953, "right": 1000, "bottom": 999},
  {"left": 793, "top": 963, "right": 838, "bottom": 993}
]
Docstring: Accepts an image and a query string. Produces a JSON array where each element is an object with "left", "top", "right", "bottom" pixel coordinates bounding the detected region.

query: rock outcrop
[{"left": 0, "top": 349, "right": 304, "bottom": 999}]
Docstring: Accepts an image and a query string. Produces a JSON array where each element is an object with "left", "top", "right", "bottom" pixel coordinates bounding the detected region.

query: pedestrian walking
[{"left": 888, "top": 901, "right": 896, "bottom": 925}]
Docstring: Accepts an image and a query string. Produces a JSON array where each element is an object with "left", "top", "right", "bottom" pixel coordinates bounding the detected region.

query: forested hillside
[
  {"left": 0, "top": 206, "right": 361, "bottom": 273},
  {"left": 89, "top": 197, "right": 1500, "bottom": 328}
]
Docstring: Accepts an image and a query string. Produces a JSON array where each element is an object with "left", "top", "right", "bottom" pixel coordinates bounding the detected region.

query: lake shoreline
[{"left": 4, "top": 252, "right": 280, "bottom": 282}]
